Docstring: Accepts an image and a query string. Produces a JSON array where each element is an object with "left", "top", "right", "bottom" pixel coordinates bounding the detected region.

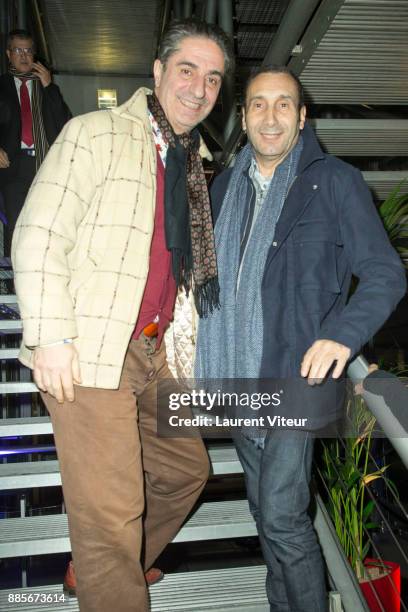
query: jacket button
[
  {"left": 313, "top": 184, "right": 318, "bottom": 190},
  {"left": 272, "top": 241, "right": 278, "bottom": 247}
]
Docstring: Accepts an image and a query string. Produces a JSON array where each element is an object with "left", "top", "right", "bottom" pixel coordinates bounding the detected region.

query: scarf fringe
[
  {"left": 173, "top": 249, "right": 219, "bottom": 316},
  {"left": 172, "top": 249, "right": 189, "bottom": 288},
  {"left": 194, "top": 277, "right": 220, "bottom": 318}
]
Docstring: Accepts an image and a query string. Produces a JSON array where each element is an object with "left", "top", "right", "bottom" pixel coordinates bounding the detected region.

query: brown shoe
[
  {"left": 63, "top": 560, "right": 164, "bottom": 596},
  {"left": 145, "top": 566, "right": 164, "bottom": 586},
  {"left": 63, "top": 561, "right": 76, "bottom": 596}
]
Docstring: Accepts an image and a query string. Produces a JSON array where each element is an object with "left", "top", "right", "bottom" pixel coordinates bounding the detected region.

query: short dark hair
[
  {"left": 7, "top": 29, "right": 35, "bottom": 49},
  {"left": 244, "top": 65, "right": 305, "bottom": 109},
  {"left": 157, "top": 19, "right": 235, "bottom": 76}
]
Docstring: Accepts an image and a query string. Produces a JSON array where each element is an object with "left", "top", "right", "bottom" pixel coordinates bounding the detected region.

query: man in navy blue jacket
[{"left": 196, "top": 66, "right": 406, "bottom": 611}]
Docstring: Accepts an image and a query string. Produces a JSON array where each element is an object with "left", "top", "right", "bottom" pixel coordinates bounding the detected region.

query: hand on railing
[{"left": 354, "top": 364, "right": 379, "bottom": 395}]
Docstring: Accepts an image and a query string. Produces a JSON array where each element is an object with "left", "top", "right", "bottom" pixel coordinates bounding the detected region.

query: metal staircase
[
  {"left": 0, "top": 292, "right": 363, "bottom": 611},
  {"left": 0, "top": 446, "right": 269, "bottom": 612},
  {"left": 0, "top": 292, "right": 271, "bottom": 610}
]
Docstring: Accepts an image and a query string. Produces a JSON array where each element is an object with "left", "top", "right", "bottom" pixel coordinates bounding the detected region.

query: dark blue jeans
[{"left": 233, "top": 429, "right": 328, "bottom": 612}]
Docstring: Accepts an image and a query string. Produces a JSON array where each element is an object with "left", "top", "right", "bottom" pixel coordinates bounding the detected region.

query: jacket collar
[
  {"left": 112, "top": 86, "right": 152, "bottom": 124},
  {"left": 297, "top": 121, "right": 325, "bottom": 173}
]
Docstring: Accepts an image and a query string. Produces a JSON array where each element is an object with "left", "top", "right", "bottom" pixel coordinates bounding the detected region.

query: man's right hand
[
  {"left": 33, "top": 343, "right": 82, "bottom": 403},
  {"left": 0, "top": 148, "right": 9, "bottom": 168}
]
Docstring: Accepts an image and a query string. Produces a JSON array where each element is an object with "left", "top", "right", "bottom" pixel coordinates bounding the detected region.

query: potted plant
[
  {"left": 321, "top": 391, "right": 401, "bottom": 611},
  {"left": 322, "top": 394, "right": 380, "bottom": 580},
  {"left": 321, "top": 181, "right": 407, "bottom": 605}
]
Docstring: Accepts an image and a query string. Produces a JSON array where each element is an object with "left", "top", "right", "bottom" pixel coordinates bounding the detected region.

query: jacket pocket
[
  {"left": 293, "top": 220, "right": 342, "bottom": 312},
  {"left": 292, "top": 217, "right": 341, "bottom": 245}
]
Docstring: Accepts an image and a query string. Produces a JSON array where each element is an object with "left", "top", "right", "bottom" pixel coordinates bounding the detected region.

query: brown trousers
[{"left": 42, "top": 335, "right": 210, "bottom": 612}]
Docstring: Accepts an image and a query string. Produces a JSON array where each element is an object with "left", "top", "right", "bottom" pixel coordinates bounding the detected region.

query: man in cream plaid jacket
[{"left": 12, "top": 19, "right": 233, "bottom": 612}]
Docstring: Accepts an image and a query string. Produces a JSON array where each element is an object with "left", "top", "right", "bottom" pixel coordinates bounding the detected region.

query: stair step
[
  {"left": 205, "top": 444, "right": 243, "bottom": 475},
  {"left": 173, "top": 498, "right": 255, "bottom": 543},
  {"left": 0, "top": 417, "right": 52, "bottom": 437},
  {"left": 0, "top": 460, "right": 60, "bottom": 490},
  {"left": 0, "top": 320, "right": 22, "bottom": 332},
  {"left": 0, "top": 444, "right": 242, "bottom": 490},
  {"left": 150, "top": 565, "right": 268, "bottom": 611},
  {"left": 0, "top": 381, "right": 37, "bottom": 394},
  {"left": 0, "top": 295, "right": 17, "bottom": 303},
  {"left": 0, "top": 499, "right": 255, "bottom": 558},
  {"left": 0, "top": 565, "right": 269, "bottom": 611},
  {"left": 0, "top": 348, "right": 20, "bottom": 359}
]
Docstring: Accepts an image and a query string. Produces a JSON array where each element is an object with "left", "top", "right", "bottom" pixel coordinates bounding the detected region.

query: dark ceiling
[{"left": 5, "top": 0, "right": 407, "bottom": 197}]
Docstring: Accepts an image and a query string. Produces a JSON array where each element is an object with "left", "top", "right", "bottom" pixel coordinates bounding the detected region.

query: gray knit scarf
[
  {"left": 9, "top": 67, "right": 49, "bottom": 170},
  {"left": 195, "top": 137, "right": 303, "bottom": 445}
]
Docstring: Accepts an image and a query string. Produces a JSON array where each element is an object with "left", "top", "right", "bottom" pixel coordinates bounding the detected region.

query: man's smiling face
[
  {"left": 243, "top": 71, "right": 306, "bottom": 174},
  {"left": 153, "top": 35, "right": 225, "bottom": 134}
]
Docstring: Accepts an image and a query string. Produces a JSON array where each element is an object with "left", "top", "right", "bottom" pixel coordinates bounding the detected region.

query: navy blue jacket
[{"left": 211, "top": 123, "right": 406, "bottom": 427}]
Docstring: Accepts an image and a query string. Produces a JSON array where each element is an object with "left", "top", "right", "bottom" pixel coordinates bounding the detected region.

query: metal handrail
[{"left": 348, "top": 356, "right": 408, "bottom": 469}]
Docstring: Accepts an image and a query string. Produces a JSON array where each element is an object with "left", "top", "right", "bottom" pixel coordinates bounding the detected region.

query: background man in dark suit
[{"left": 0, "top": 28, "right": 71, "bottom": 256}]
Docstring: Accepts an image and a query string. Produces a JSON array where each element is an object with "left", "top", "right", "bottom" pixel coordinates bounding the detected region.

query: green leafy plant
[
  {"left": 378, "top": 181, "right": 408, "bottom": 267},
  {"left": 322, "top": 395, "right": 387, "bottom": 580},
  {"left": 349, "top": 182, "right": 408, "bottom": 302},
  {"left": 321, "top": 182, "right": 406, "bottom": 582}
]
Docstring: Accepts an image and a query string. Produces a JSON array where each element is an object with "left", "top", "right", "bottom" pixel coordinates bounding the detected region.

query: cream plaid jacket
[{"left": 12, "top": 87, "right": 210, "bottom": 388}]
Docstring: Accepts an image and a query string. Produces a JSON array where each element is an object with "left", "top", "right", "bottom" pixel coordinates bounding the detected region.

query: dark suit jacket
[{"left": 0, "top": 73, "right": 71, "bottom": 180}]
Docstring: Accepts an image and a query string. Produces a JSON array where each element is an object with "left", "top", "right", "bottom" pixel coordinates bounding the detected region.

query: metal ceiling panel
[
  {"left": 362, "top": 172, "right": 408, "bottom": 200},
  {"left": 310, "top": 119, "right": 408, "bottom": 156},
  {"left": 236, "top": 0, "right": 289, "bottom": 24},
  {"left": 236, "top": 0, "right": 289, "bottom": 60},
  {"left": 40, "top": 0, "right": 162, "bottom": 75},
  {"left": 294, "top": 0, "right": 408, "bottom": 104},
  {"left": 237, "top": 31, "right": 271, "bottom": 61}
]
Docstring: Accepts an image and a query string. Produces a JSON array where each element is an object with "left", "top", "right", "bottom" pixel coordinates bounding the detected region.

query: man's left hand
[
  {"left": 32, "top": 62, "right": 51, "bottom": 87},
  {"left": 301, "top": 339, "right": 351, "bottom": 386}
]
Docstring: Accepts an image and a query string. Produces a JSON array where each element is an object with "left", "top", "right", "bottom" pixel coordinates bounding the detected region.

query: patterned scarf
[
  {"left": 9, "top": 67, "right": 49, "bottom": 170},
  {"left": 147, "top": 93, "right": 219, "bottom": 317}
]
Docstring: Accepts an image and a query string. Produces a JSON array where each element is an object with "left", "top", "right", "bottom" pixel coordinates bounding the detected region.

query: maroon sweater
[{"left": 133, "top": 153, "right": 177, "bottom": 346}]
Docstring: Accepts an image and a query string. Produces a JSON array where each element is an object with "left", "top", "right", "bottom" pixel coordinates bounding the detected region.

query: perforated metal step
[
  {"left": 0, "top": 445, "right": 242, "bottom": 490},
  {"left": 0, "top": 460, "right": 60, "bottom": 490},
  {"left": 0, "top": 348, "right": 19, "bottom": 359},
  {"left": 0, "top": 320, "right": 22, "bottom": 332},
  {"left": 0, "top": 565, "right": 269, "bottom": 611},
  {"left": 0, "top": 381, "right": 38, "bottom": 394},
  {"left": 0, "top": 417, "right": 52, "bottom": 437},
  {"left": 0, "top": 499, "right": 255, "bottom": 559},
  {"left": 0, "top": 295, "right": 18, "bottom": 303}
]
